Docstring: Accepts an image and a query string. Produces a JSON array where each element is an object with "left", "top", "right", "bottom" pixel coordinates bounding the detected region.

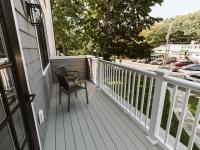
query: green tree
[
  {"left": 52, "top": 0, "right": 90, "bottom": 55},
  {"left": 83, "top": 0, "right": 163, "bottom": 59},
  {"left": 52, "top": 0, "right": 163, "bottom": 59},
  {"left": 141, "top": 11, "right": 200, "bottom": 47}
]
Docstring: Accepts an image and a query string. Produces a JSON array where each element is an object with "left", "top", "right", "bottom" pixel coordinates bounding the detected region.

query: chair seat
[{"left": 60, "top": 84, "right": 85, "bottom": 94}]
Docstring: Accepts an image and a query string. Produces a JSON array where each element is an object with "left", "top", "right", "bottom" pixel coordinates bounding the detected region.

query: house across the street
[{"left": 152, "top": 41, "right": 200, "bottom": 62}]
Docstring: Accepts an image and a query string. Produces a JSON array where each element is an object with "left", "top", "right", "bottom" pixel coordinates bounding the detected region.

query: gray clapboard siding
[
  {"left": 50, "top": 57, "right": 90, "bottom": 82},
  {"left": 44, "top": 82, "right": 163, "bottom": 150},
  {"left": 13, "top": 0, "right": 53, "bottom": 148}
]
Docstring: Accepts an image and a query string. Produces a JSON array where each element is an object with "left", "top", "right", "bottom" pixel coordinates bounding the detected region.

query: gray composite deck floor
[{"left": 44, "top": 82, "right": 163, "bottom": 150}]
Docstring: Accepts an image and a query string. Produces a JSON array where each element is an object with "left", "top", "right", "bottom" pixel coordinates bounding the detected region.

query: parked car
[
  {"left": 181, "top": 64, "right": 200, "bottom": 71},
  {"left": 131, "top": 59, "right": 137, "bottom": 62},
  {"left": 166, "top": 57, "right": 177, "bottom": 64},
  {"left": 137, "top": 59, "right": 146, "bottom": 63},
  {"left": 179, "top": 64, "right": 200, "bottom": 76},
  {"left": 185, "top": 74, "right": 200, "bottom": 83},
  {"left": 150, "top": 59, "right": 163, "bottom": 65},
  {"left": 173, "top": 60, "right": 194, "bottom": 67}
]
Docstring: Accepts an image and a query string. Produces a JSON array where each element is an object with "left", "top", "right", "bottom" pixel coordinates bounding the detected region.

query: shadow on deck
[{"left": 44, "top": 81, "right": 163, "bottom": 150}]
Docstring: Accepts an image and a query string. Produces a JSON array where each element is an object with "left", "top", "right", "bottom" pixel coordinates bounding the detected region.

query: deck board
[
  {"left": 56, "top": 90, "right": 65, "bottom": 150},
  {"left": 44, "top": 82, "right": 163, "bottom": 150},
  {"left": 62, "top": 96, "right": 76, "bottom": 150},
  {"left": 76, "top": 91, "right": 108, "bottom": 150},
  {"left": 71, "top": 95, "right": 96, "bottom": 150},
  {"left": 77, "top": 92, "right": 116, "bottom": 150},
  {"left": 87, "top": 87, "right": 145, "bottom": 150}
]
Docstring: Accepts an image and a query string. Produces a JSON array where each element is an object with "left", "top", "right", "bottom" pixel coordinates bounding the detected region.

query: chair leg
[
  {"left": 75, "top": 92, "right": 77, "bottom": 98},
  {"left": 59, "top": 86, "right": 61, "bottom": 105},
  {"left": 85, "top": 88, "right": 89, "bottom": 104},
  {"left": 68, "top": 94, "right": 70, "bottom": 112}
]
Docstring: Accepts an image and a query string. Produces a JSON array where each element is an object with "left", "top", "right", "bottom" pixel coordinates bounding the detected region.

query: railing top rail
[
  {"left": 51, "top": 55, "right": 90, "bottom": 60},
  {"left": 100, "top": 59, "right": 200, "bottom": 93},
  {"left": 164, "top": 75, "right": 200, "bottom": 93},
  {"left": 100, "top": 59, "right": 157, "bottom": 77}
]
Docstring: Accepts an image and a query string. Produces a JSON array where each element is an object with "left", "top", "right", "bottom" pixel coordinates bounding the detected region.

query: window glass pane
[
  {"left": 36, "top": 19, "right": 49, "bottom": 70},
  {"left": 0, "top": 23, "right": 9, "bottom": 64},
  {"left": 13, "top": 110, "right": 26, "bottom": 147},
  {"left": 0, "top": 124, "right": 16, "bottom": 150},
  {"left": 0, "top": 67, "right": 18, "bottom": 110},
  {"left": 23, "top": 143, "right": 30, "bottom": 150},
  {"left": 0, "top": 95, "right": 6, "bottom": 123}
]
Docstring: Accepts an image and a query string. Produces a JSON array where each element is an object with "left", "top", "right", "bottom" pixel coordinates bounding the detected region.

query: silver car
[{"left": 185, "top": 74, "right": 200, "bottom": 83}]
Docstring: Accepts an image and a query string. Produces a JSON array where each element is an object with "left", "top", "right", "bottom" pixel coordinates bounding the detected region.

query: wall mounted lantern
[{"left": 25, "top": 1, "right": 42, "bottom": 26}]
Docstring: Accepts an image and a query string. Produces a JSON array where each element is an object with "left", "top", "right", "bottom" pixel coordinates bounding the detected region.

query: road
[{"left": 118, "top": 59, "right": 185, "bottom": 78}]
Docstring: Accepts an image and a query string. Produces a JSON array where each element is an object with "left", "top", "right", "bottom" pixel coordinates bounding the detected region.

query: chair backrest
[
  {"left": 57, "top": 65, "right": 67, "bottom": 75},
  {"left": 55, "top": 72, "right": 69, "bottom": 90}
]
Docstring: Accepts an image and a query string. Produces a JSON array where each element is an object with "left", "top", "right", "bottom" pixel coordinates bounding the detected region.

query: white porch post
[
  {"left": 147, "top": 70, "right": 168, "bottom": 144},
  {"left": 87, "top": 55, "right": 95, "bottom": 82},
  {"left": 97, "top": 57, "right": 103, "bottom": 87}
]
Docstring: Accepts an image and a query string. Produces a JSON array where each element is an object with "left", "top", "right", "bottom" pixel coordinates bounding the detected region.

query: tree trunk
[{"left": 61, "top": 37, "right": 66, "bottom": 55}]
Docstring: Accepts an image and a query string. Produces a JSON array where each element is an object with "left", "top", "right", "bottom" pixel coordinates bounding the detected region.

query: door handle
[{"left": 27, "top": 94, "right": 36, "bottom": 103}]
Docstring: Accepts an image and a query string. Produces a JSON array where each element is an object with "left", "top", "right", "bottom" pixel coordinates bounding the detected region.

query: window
[{"left": 36, "top": 19, "right": 49, "bottom": 70}]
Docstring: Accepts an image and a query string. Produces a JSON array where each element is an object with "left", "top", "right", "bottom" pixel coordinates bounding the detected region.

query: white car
[
  {"left": 137, "top": 59, "right": 146, "bottom": 63},
  {"left": 150, "top": 59, "right": 163, "bottom": 65}
]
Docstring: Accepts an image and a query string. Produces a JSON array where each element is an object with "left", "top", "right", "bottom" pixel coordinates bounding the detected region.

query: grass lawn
[
  {"left": 161, "top": 90, "right": 199, "bottom": 150},
  {"left": 188, "top": 96, "right": 199, "bottom": 117}
]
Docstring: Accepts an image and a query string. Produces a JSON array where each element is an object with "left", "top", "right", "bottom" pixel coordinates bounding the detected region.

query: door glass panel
[
  {"left": 0, "top": 95, "right": 6, "bottom": 123},
  {"left": 0, "top": 124, "right": 16, "bottom": 150},
  {"left": 0, "top": 9, "right": 34, "bottom": 150},
  {"left": 13, "top": 109, "right": 26, "bottom": 147},
  {"left": 0, "top": 67, "right": 18, "bottom": 110},
  {"left": 0, "top": 23, "right": 9, "bottom": 63},
  {"left": 23, "top": 143, "right": 30, "bottom": 150}
]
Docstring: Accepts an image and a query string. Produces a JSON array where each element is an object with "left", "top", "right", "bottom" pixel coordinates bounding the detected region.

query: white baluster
[
  {"left": 108, "top": 64, "right": 111, "bottom": 93},
  {"left": 117, "top": 68, "right": 121, "bottom": 102},
  {"left": 123, "top": 70, "right": 128, "bottom": 107},
  {"left": 140, "top": 75, "right": 147, "bottom": 120},
  {"left": 120, "top": 69, "right": 124, "bottom": 104},
  {"left": 130, "top": 72, "right": 136, "bottom": 113},
  {"left": 164, "top": 85, "right": 178, "bottom": 144},
  {"left": 135, "top": 73, "right": 141, "bottom": 116},
  {"left": 114, "top": 67, "right": 118, "bottom": 100},
  {"left": 188, "top": 99, "right": 200, "bottom": 150},
  {"left": 127, "top": 71, "right": 132, "bottom": 111},
  {"left": 112, "top": 66, "right": 115, "bottom": 98},
  {"left": 145, "top": 77, "right": 154, "bottom": 126},
  {"left": 174, "top": 89, "right": 191, "bottom": 150},
  {"left": 110, "top": 65, "right": 113, "bottom": 96}
]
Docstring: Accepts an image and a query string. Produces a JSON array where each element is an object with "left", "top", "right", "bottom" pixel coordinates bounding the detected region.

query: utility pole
[{"left": 163, "top": 24, "right": 172, "bottom": 67}]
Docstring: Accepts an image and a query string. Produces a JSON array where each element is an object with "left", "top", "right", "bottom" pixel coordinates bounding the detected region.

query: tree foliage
[
  {"left": 141, "top": 11, "right": 200, "bottom": 47},
  {"left": 52, "top": 0, "right": 163, "bottom": 58}
]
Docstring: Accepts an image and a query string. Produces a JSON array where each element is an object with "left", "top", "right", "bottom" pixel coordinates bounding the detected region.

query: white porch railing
[{"left": 88, "top": 57, "right": 200, "bottom": 150}]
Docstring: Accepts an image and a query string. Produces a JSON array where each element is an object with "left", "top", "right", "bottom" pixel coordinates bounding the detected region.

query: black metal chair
[
  {"left": 55, "top": 72, "right": 89, "bottom": 112},
  {"left": 57, "top": 65, "right": 80, "bottom": 83}
]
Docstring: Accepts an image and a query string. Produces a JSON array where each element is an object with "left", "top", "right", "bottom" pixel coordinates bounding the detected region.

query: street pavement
[{"left": 119, "top": 59, "right": 185, "bottom": 78}]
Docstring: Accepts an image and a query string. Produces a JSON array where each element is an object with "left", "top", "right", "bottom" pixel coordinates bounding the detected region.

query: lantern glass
[
  {"left": 31, "top": 5, "right": 41, "bottom": 25},
  {"left": 26, "top": 2, "right": 42, "bottom": 25}
]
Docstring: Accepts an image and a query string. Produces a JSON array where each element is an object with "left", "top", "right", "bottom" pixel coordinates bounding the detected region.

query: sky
[{"left": 150, "top": 0, "right": 200, "bottom": 19}]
